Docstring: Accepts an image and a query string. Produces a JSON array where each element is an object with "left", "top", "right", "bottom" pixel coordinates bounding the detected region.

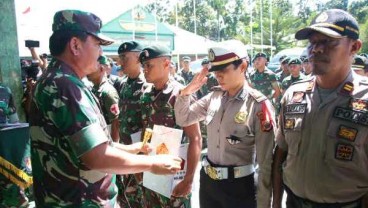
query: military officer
[
  {"left": 179, "top": 56, "right": 194, "bottom": 84},
  {"left": 87, "top": 55, "right": 120, "bottom": 142},
  {"left": 249, "top": 52, "right": 281, "bottom": 104},
  {"left": 352, "top": 55, "right": 366, "bottom": 76},
  {"left": 116, "top": 40, "right": 148, "bottom": 207},
  {"left": 273, "top": 9, "right": 368, "bottom": 208},
  {"left": 29, "top": 10, "right": 181, "bottom": 207},
  {"left": 139, "top": 44, "right": 202, "bottom": 208},
  {"left": 169, "top": 61, "right": 185, "bottom": 85},
  {"left": 199, "top": 58, "right": 218, "bottom": 98},
  {"left": 276, "top": 56, "right": 291, "bottom": 83},
  {"left": 175, "top": 40, "right": 275, "bottom": 208},
  {"left": 302, "top": 56, "right": 313, "bottom": 77},
  {"left": 0, "top": 83, "right": 18, "bottom": 124},
  {"left": 280, "top": 57, "right": 306, "bottom": 93}
]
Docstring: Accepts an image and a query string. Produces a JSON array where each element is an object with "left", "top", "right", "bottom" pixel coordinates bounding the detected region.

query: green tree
[{"left": 348, "top": 0, "right": 368, "bottom": 24}]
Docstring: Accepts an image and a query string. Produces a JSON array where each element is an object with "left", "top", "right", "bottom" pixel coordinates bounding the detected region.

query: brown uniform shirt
[
  {"left": 175, "top": 84, "right": 275, "bottom": 208},
  {"left": 276, "top": 72, "right": 368, "bottom": 203}
]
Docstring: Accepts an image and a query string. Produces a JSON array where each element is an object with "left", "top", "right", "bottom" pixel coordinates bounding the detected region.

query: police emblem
[
  {"left": 340, "top": 82, "right": 354, "bottom": 95},
  {"left": 349, "top": 98, "right": 368, "bottom": 112},
  {"left": 234, "top": 111, "right": 247, "bottom": 123},
  {"left": 285, "top": 118, "right": 295, "bottom": 129},
  {"left": 292, "top": 91, "right": 305, "bottom": 103},
  {"left": 337, "top": 125, "right": 357, "bottom": 142},
  {"left": 315, "top": 12, "right": 328, "bottom": 23},
  {"left": 335, "top": 143, "right": 354, "bottom": 161},
  {"left": 208, "top": 49, "right": 215, "bottom": 61},
  {"left": 261, "top": 120, "right": 272, "bottom": 132}
]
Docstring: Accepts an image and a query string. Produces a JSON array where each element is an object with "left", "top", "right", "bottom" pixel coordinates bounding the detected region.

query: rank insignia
[
  {"left": 349, "top": 98, "right": 368, "bottom": 112},
  {"left": 285, "top": 118, "right": 295, "bottom": 129},
  {"left": 234, "top": 111, "right": 247, "bottom": 123},
  {"left": 340, "top": 82, "right": 354, "bottom": 95},
  {"left": 292, "top": 91, "right": 305, "bottom": 103},
  {"left": 335, "top": 143, "right": 354, "bottom": 161},
  {"left": 261, "top": 120, "right": 272, "bottom": 132},
  {"left": 337, "top": 125, "right": 357, "bottom": 142},
  {"left": 306, "top": 81, "right": 314, "bottom": 92}
]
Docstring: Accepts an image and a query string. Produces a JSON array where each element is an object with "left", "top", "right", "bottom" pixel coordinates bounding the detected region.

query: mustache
[{"left": 309, "top": 55, "right": 330, "bottom": 63}]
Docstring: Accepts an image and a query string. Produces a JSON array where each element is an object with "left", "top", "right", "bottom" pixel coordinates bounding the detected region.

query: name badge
[
  {"left": 335, "top": 143, "right": 354, "bottom": 161},
  {"left": 285, "top": 104, "right": 307, "bottom": 114},
  {"left": 333, "top": 107, "right": 368, "bottom": 126}
]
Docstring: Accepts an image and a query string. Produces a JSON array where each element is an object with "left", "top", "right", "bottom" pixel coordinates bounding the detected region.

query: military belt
[{"left": 202, "top": 157, "right": 254, "bottom": 180}]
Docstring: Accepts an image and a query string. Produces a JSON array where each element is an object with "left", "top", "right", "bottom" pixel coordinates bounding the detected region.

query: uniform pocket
[
  {"left": 283, "top": 114, "right": 304, "bottom": 155},
  {"left": 325, "top": 119, "right": 367, "bottom": 169}
]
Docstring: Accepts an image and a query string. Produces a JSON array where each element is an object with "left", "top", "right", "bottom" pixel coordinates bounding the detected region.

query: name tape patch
[
  {"left": 285, "top": 104, "right": 307, "bottom": 114},
  {"left": 333, "top": 107, "right": 368, "bottom": 126}
]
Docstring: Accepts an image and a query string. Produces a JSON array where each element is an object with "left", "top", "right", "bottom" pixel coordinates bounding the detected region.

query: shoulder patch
[{"left": 248, "top": 88, "right": 267, "bottom": 102}]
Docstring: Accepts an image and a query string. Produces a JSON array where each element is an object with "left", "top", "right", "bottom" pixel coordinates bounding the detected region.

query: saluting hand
[{"left": 180, "top": 67, "right": 209, "bottom": 96}]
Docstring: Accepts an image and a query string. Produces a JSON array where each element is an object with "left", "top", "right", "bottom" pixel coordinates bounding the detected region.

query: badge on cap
[
  {"left": 337, "top": 125, "right": 357, "bottom": 142},
  {"left": 234, "top": 111, "right": 247, "bottom": 123},
  {"left": 144, "top": 50, "right": 149, "bottom": 58},
  {"left": 124, "top": 44, "right": 127, "bottom": 49},
  {"left": 335, "top": 143, "right": 354, "bottom": 161},
  {"left": 340, "top": 82, "right": 354, "bottom": 95},
  {"left": 315, "top": 12, "right": 328, "bottom": 23},
  {"left": 284, "top": 118, "right": 295, "bottom": 130},
  {"left": 208, "top": 49, "right": 215, "bottom": 61},
  {"left": 349, "top": 98, "right": 368, "bottom": 112},
  {"left": 292, "top": 91, "right": 305, "bottom": 103}
]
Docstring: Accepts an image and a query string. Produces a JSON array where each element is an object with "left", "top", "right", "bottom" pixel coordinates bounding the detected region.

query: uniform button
[
  {"left": 216, "top": 145, "right": 219, "bottom": 148},
  {"left": 217, "top": 129, "right": 220, "bottom": 132}
]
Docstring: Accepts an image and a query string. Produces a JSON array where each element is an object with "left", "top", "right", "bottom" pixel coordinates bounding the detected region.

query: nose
[
  {"left": 310, "top": 42, "right": 323, "bottom": 55},
  {"left": 98, "top": 46, "right": 103, "bottom": 56}
]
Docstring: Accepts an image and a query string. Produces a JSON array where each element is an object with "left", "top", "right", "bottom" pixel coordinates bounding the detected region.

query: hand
[
  {"left": 126, "top": 142, "right": 152, "bottom": 154},
  {"left": 171, "top": 178, "right": 192, "bottom": 198},
  {"left": 150, "top": 155, "right": 182, "bottom": 175},
  {"left": 181, "top": 67, "right": 209, "bottom": 96}
]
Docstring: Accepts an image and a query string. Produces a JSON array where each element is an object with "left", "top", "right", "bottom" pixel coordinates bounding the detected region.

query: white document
[
  {"left": 143, "top": 125, "right": 188, "bottom": 198},
  {"left": 130, "top": 130, "right": 142, "bottom": 144}
]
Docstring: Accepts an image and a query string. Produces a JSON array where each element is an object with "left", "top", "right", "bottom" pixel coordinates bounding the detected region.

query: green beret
[
  {"left": 288, "top": 57, "right": 302, "bottom": 65},
  {"left": 182, "top": 56, "right": 191, "bottom": 62},
  {"left": 118, "top": 41, "right": 144, "bottom": 54},
  {"left": 98, "top": 55, "right": 110, "bottom": 65},
  {"left": 52, "top": 10, "right": 114, "bottom": 46},
  {"left": 139, "top": 44, "right": 171, "bottom": 64},
  {"left": 252, "top": 52, "right": 268, "bottom": 62},
  {"left": 281, "top": 56, "right": 290, "bottom": 64}
]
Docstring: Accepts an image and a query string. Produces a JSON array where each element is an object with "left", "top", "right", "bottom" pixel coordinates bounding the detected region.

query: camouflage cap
[
  {"left": 98, "top": 55, "right": 110, "bottom": 65},
  {"left": 139, "top": 44, "right": 171, "bottom": 64},
  {"left": 182, "top": 56, "right": 191, "bottom": 62},
  {"left": 52, "top": 10, "right": 114, "bottom": 46},
  {"left": 118, "top": 41, "right": 144, "bottom": 54},
  {"left": 288, "top": 57, "right": 302, "bottom": 65}
]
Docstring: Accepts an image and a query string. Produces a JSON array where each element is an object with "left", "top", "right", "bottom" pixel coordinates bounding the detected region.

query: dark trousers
[
  {"left": 285, "top": 185, "right": 362, "bottom": 208},
  {"left": 199, "top": 168, "right": 256, "bottom": 208}
]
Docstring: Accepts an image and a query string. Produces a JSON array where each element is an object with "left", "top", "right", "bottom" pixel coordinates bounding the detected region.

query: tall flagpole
[
  {"left": 176, "top": 0, "right": 180, "bottom": 65},
  {"left": 193, "top": 0, "right": 197, "bottom": 59},
  {"left": 269, "top": 0, "right": 273, "bottom": 57},
  {"left": 250, "top": 0, "right": 253, "bottom": 56},
  {"left": 260, "top": 0, "right": 264, "bottom": 52}
]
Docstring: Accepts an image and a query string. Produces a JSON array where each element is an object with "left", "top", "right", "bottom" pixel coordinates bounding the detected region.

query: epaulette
[{"left": 248, "top": 88, "right": 267, "bottom": 102}]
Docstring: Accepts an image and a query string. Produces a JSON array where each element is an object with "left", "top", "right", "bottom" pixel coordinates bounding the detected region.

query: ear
[
  {"left": 351, "top": 39, "right": 362, "bottom": 55},
  {"left": 240, "top": 60, "right": 248, "bottom": 73},
  {"left": 69, "top": 37, "right": 81, "bottom": 56}
]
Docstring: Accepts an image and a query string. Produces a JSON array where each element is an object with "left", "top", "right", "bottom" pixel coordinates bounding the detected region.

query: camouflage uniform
[
  {"left": 91, "top": 76, "right": 120, "bottom": 125},
  {"left": 249, "top": 68, "right": 278, "bottom": 99},
  {"left": 280, "top": 74, "right": 306, "bottom": 92},
  {"left": 117, "top": 72, "right": 147, "bottom": 208},
  {"left": 0, "top": 83, "right": 26, "bottom": 207},
  {"left": 108, "top": 74, "right": 126, "bottom": 93},
  {"left": 179, "top": 70, "right": 194, "bottom": 85},
  {"left": 0, "top": 83, "right": 18, "bottom": 124},
  {"left": 199, "top": 73, "right": 218, "bottom": 98},
  {"left": 29, "top": 60, "right": 118, "bottom": 207},
  {"left": 140, "top": 78, "right": 191, "bottom": 208}
]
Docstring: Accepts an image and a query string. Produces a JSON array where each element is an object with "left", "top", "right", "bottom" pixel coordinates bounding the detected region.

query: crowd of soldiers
[{"left": 0, "top": 7, "right": 368, "bottom": 208}]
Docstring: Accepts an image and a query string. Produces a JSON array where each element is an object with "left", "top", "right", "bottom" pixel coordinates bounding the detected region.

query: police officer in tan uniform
[
  {"left": 175, "top": 40, "right": 275, "bottom": 208},
  {"left": 273, "top": 9, "right": 367, "bottom": 208}
]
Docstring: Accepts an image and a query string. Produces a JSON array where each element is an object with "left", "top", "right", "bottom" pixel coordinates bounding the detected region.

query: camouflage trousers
[
  {"left": 117, "top": 174, "right": 145, "bottom": 208},
  {"left": 143, "top": 188, "right": 191, "bottom": 208},
  {"left": 0, "top": 179, "right": 29, "bottom": 208}
]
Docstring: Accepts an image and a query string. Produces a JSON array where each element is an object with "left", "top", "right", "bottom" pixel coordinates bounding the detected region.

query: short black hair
[{"left": 49, "top": 30, "right": 88, "bottom": 56}]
